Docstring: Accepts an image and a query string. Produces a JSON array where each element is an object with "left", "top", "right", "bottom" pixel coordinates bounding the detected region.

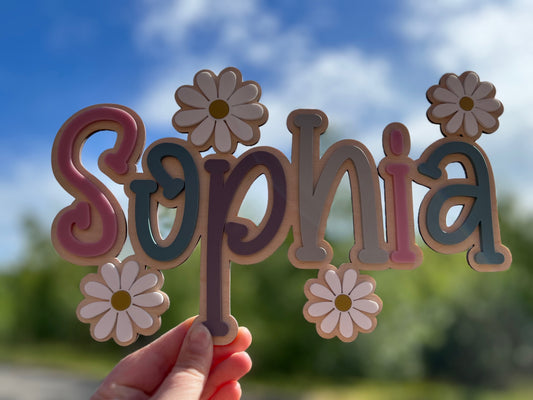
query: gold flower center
[
  {"left": 335, "top": 294, "right": 352, "bottom": 312},
  {"left": 111, "top": 290, "right": 131, "bottom": 311},
  {"left": 209, "top": 99, "right": 230, "bottom": 119},
  {"left": 459, "top": 96, "right": 474, "bottom": 111}
]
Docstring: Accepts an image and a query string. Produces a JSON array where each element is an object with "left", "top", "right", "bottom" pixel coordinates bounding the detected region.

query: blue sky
[{"left": 1, "top": 0, "right": 532, "bottom": 266}]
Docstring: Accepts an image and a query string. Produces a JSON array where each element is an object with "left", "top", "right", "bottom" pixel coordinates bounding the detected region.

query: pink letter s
[{"left": 51, "top": 104, "right": 145, "bottom": 265}]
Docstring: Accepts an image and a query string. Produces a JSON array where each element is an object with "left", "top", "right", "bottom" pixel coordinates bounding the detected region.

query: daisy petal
[
  {"left": 176, "top": 86, "right": 209, "bottom": 108},
  {"left": 325, "top": 270, "right": 342, "bottom": 295},
  {"left": 463, "top": 72, "right": 479, "bottom": 96},
  {"left": 94, "top": 309, "right": 117, "bottom": 339},
  {"left": 231, "top": 104, "right": 264, "bottom": 120},
  {"left": 464, "top": 112, "right": 479, "bottom": 137},
  {"left": 476, "top": 98, "right": 501, "bottom": 113},
  {"left": 310, "top": 283, "right": 335, "bottom": 300},
  {"left": 446, "top": 75, "right": 465, "bottom": 97},
  {"left": 472, "top": 81, "right": 493, "bottom": 100},
  {"left": 196, "top": 71, "right": 217, "bottom": 100},
  {"left": 219, "top": 70, "right": 237, "bottom": 100},
  {"left": 128, "top": 305, "right": 154, "bottom": 329},
  {"left": 349, "top": 308, "right": 373, "bottom": 330},
  {"left": 79, "top": 301, "right": 111, "bottom": 319},
  {"left": 339, "top": 312, "right": 354, "bottom": 338},
  {"left": 214, "top": 120, "right": 232, "bottom": 153},
  {"left": 133, "top": 292, "right": 164, "bottom": 307},
  {"left": 174, "top": 109, "right": 208, "bottom": 127},
  {"left": 472, "top": 109, "right": 497, "bottom": 129},
  {"left": 226, "top": 114, "right": 254, "bottom": 141},
  {"left": 191, "top": 117, "right": 215, "bottom": 146},
  {"left": 432, "top": 103, "right": 459, "bottom": 118},
  {"left": 130, "top": 273, "right": 158, "bottom": 296},
  {"left": 446, "top": 110, "right": 464, "bottom": 134},
  {"left": 433, "top": 87, "right": 458, "bottom": 103},
  {"left": 320, "top": 309, "right": 340, "bottom": 334},
  {"left": 228, "top": 84, "right": 259, "bottom": 105},
  {"left": 308, "top": 301, "right": 335, "bottom": 317},
  {"left": 342, "top": 268, "right": 358, "bottom": 294},
  {"left": 116, "top": 311, "right": 134, "bottom": 343},
  {"left": 101, "top": 263, "right": 120, "bottom": 292},
  {"left": 353, "top": 299, "right": 380, "bottom": 314},
  {"left": 85, "top": 281, "right": 112, "bottom": 300},
  {"left": 350, "top": 281, "right": 374, "bottom": 300},
  {"left": 121, "top": 260, "right": 139, "bottom": 291}
]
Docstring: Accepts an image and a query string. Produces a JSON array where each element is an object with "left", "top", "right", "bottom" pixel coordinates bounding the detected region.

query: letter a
[{"left": 417, "top": 139, "right": 511, "bottom": 271}]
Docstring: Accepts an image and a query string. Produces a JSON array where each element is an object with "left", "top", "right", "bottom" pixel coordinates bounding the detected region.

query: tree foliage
[{"left": 1, "top": 201, "right": 533, "bottom": 387}]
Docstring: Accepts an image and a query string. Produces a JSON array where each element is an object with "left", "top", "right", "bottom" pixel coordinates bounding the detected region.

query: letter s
[{"left": 51, "top": 104, "right": 145, "bottom": 265}]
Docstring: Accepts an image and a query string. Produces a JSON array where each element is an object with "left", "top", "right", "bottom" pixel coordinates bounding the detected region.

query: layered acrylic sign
[{"left": 51, "top": 68, "right": 511, "bottom": 345}]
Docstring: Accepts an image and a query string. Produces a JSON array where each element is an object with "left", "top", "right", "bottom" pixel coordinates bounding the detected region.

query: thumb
[{"left": 153, "top": 322, "right": 213, "bottom": 400}]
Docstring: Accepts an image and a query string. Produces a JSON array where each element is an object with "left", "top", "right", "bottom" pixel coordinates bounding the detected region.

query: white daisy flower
[
  {"left": 173, "top": 67, "right": 268, "bottom": 153},
  {"left": 427, "top": 71, "right": 503, "bottom": 140},
  {"left": 304, "top": 265, "right": 381, "bottom": 342},
  {"left": 77, "top": 258, "right": 169, "bottom": 346}
]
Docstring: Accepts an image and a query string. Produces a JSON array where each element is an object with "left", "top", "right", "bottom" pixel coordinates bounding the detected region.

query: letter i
[{"left": 378, "top": 123, "right": 423, "bottom": 268}]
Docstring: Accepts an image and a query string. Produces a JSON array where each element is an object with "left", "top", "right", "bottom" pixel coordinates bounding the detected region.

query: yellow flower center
[
  {"left": 459, "top": 96, "right": 474, "bottom": 111},
  {"left": 111, "top": 290, "right": 131, "bottom": 311},
  {"left": 209, "top": 99, "right": 230, "bottom": 119},
  {"left": 334, "top": 294, "right": 352, "bottom": 312}
]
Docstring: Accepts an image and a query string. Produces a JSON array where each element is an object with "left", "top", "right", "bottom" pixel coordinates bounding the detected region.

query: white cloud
[
  {"left": 0, "top": 140, "right": 133, "bottom": 268},
  {"left": 402, "top": 0, "right": 533, "bottom": 131},
  {"left": 134, "top": 0, "right": 400, "bottom": 157},
  {"left": 0, "top": 158, "right": 70, "bottom": 267},
  {"left": 258, "top": 48, "right": 396, "bottom": 153},
  {"left": 138, "top": 0, "right": 216, "bottom": 45},
  {"left": 130, "top": 0, "right": 407, "bottom": 245},
  {"left": 401, "top": 0, "right": 533, "bottom": 208},
  {"left": 137, "top": 0, "right": 268, "bottom": 54}
]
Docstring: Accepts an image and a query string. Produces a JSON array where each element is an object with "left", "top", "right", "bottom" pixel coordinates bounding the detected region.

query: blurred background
[{"left": 1, "top": 0, "right": 533, "bottom": 398}]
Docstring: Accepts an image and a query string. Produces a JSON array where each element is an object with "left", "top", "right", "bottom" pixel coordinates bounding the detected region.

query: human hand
[{"left": 92, "top": 317, "right": 253, "bottom": 400}]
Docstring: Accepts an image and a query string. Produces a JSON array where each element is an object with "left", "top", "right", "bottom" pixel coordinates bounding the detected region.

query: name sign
[{"left": 51, "top": 68, "right": 511, "bottom": 345}]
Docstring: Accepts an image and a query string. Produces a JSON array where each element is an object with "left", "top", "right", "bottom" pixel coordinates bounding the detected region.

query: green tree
[{"left": 2, "top": 199, "right": 533, "bottom": 388}]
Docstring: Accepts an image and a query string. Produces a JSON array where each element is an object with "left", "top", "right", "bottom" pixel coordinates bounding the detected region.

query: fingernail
[{"left": 189, "top": 323, "right": 212, "bottom": 353}]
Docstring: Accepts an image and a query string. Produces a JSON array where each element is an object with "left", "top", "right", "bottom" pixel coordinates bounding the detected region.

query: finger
[
  {"left": 212, "top": 327, "right": 252, "bottom": 368},
  {"left": 93, "top": 318, "right": 195, "bottom": 398},
  {"left": 209, "top": 381, "right": 242, "bottom": 400},
  {"left": 202, "top": 352, "right": 252, "bottom": 400},
  {"left": 90, "top": 383, "right": 149, "bottom": 400},
  {"left": 153, "top": 322, "right": 213, "bottom": 400}
]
